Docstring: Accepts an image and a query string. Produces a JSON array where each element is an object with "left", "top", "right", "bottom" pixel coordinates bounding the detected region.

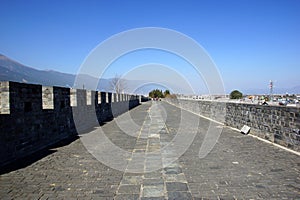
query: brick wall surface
[{"left": 165, "top": 98, "right": 300, "bottom": 152}]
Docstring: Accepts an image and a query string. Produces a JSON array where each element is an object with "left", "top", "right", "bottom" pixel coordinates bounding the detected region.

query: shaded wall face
[
  {"left": 164, "top": 98, "right": 300, "bottom": 152},
  {"left": 0, "top": 81, "right": 142, "bottom": 167}
]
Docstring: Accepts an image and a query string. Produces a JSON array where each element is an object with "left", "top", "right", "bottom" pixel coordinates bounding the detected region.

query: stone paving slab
[{"left": 0, "top": 101, "right": 299, "bottom": 199}]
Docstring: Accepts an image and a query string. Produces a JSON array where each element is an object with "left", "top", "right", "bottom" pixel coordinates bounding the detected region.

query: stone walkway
[
  {"left": 0, "top": 101, "right": 299, "bottom": 199},
  {"left": 114, "top": 102, "right": 192, "bottom": 200}
]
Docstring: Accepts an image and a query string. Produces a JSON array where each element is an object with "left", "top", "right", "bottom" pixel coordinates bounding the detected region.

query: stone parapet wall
[
  {"left": 0, "top": 81, "right": 142, "bottom": 166},
  {"left": 164, "top": 98, "right": 300, "bottom": 152},
  {"left": 225, "top": 103, "right": 299, "bottom": 151}
]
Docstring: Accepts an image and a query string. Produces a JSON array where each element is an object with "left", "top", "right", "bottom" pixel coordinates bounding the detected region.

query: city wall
[
  {"left": 164, "top": 98, "right": 300, "bottom": 152},
  {"left": 0, "top": 81, "right": 142, "bottom": 167}
]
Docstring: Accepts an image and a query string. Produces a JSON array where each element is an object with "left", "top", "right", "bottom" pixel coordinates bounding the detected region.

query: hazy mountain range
[
  {"left": 0, "top": 54, "right": 111, "bottom": 90},
  {"left": 0, "top": 54, "right": 299, "bottom": 95},
  {"left": 0, "top": 54, "right": 159, "bottom": 94}
]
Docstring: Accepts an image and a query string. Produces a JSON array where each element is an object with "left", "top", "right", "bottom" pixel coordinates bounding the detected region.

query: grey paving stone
[
  {"left": 166, "top": 182, "right": 189, "bottom": 191},
  {"left": 142, "top": 185, "right": 164, "bottom": 197},
  {"left": 121, "top": 175, "right": 143, "bottom": 185},
  {"left": 164, "top": 166, "right": 182, "bottom": 174},
  {"left": 168, "top": 191, "right": 193, "bottom": 200},
  {"left": 114, "top": 194, "right": 140, "bottom": 200},
  {"left": 143, "top": 178, "right": 164, "bottom": 185},
  {"left": 117, "top": 184, "right": 140, "bottom": 194},
  {"left": 144, "top": 171, "right": 163, "bottom": 178},
  {"left": 141, "top": 197, "right": 166, "bottom": 200},
  {"left": 164, "top": 173, "right": 187, "bottom": 183}
]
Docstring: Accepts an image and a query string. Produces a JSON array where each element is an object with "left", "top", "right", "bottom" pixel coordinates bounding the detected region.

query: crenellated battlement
[
  {"left": 0, "top": 81, "right": 10, "bottom": 114},
  {"left": 0, "top": 81, "right": 144, "bottom": 167},
  {"left": 0, "top": 81, "right": 141, "bottom": 115}
]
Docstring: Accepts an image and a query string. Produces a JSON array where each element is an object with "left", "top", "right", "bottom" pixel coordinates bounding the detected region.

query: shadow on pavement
[{"left": 0, "top": 135, "right": 79, "bottom": 175}]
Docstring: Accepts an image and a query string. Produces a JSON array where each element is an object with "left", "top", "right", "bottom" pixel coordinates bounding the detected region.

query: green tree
[
  {"left": 164, "top": 90, "right": 170, "bottom": 97},
  {"left": 230, "top": 90, "right": 243, "bottom": 99},
  {"left": 149, "top": 89, "right": 164, "bottom": 98}
]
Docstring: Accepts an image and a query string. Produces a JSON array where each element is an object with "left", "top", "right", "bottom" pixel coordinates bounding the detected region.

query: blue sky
[{"left": 0, "top": 0, "right": 299, "bottom": 94}]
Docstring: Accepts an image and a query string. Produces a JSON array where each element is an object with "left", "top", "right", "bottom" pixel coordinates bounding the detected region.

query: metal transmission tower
[{"left": 269, "top": 80, "right": 273, "bottom": 102}]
